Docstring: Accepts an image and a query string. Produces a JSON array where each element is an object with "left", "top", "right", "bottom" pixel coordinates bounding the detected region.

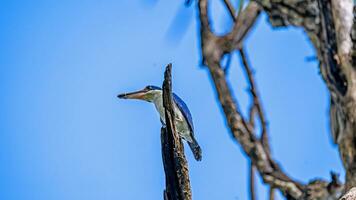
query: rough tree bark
[
  {"left": 340, "top": 187, "right": 356, "bottom": 200},
  {"left": 193, "top": 0, "right": 355, "bottom": 199},
  {"left": 161, "top": 63, "right": 192, "bottom": 200}
]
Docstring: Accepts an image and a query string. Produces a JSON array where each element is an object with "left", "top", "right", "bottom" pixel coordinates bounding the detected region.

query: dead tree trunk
[{"left": 161, "top": 63, "right": 192, "bottom": 200}]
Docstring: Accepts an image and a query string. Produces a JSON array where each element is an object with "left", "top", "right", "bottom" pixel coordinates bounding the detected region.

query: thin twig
[
  {"left": 249, "top": 163, "right": 256, "bottom": 200},
  {"left": 238, "top": 48, "right": 269, "bottom": 150},
  {"left": 249, "top": 105, "right": 257, "bottom": 127},
  {"left": 269, "top": 187, "right": 275, "bottom": 200},
  {"left": 195, "top": 0, "right": 346, "bottom": 198},
  {"left": 224, "top": 53, "right": 233, "bottom": 74},
  {"left": 223, "top": 0, "right": 237, "bottom": 21},
  {"left": 236, "top": 0, "right": 245, "bottom": 20},
  {"left": 198, "top": 0, "right": 212, "bottom": 33},
  {"left": 224, "top": 2, "right": 260, "bottom": 50}
]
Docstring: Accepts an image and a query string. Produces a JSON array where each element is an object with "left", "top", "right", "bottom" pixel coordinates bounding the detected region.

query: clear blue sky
[{"left": 0, "top": 1, "right": 344, "bottom": 199}]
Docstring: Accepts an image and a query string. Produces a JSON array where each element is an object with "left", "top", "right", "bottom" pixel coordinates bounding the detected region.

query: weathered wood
[
  {"left": 160, "top": 63, "right": 192, "bottom": 200},
  {"left": 340, "top": 187, "right": 356, "bottom": 200}
]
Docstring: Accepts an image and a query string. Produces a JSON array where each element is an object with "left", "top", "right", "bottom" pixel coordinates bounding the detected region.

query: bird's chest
[{"left": 153, "top": 97, "right": 189, "bottom": 134}]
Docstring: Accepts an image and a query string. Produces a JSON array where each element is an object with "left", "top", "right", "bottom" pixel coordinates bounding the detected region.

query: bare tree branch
[
  {"left": 202, "top": 50, "right": 304, "bottom": 199},
  {"left": 198, "top": 0, "right": 212, "bottom": 34},
  {"left": 197, "top": 0, "right": 305, "bottom": 198},
  {"left": 197, "top": 5, "right": 304, "bottom": 196},
  {"left": 223, "top": 0, "right": 237, "bottom": 22},
  {"left": 224, "top": 2, "right": 260, "bottom": 50},
  {"left": 253, "top": 0, "right": 356, "bottom": 192},
  {"left": 199, "top": 0, "right": 260, "bottom": 65},
  {"left": 238, "top": 48, "right": 268, "bottom": 150},
  {"left": 161, "top": 63, "right": 192, "bottom": 200},
  {"left": 269, "top": 187, "right": 275, "bottom": 200},
  {"left": 249, "top": 163, "right": 256, "bottom": 200},
  {"left": 223, "top": 53, "right": 233, "bottom": 74},
  {"left": 249, "top": 105, "right": 257, "bottom": 127},
  {"left": 331, "top": 0, "right": 353, "bottom": 70},
  {"left": 196, "top": 0, "right": 348, "bottom": 199}
]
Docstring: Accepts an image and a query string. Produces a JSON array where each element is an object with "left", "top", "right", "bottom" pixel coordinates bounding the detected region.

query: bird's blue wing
[{"left": 173, "top": 93, "right": 194, "bottom": 132}]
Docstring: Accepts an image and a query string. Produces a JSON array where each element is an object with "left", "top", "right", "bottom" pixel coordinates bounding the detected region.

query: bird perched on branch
[{"left": 118, "top": 85, "right": 202, "bottom": 161}]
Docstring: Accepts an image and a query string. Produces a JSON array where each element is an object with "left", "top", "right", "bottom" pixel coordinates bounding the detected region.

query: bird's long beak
[{"left": 117, "top": 89, "right": 147, "bottom": 100}]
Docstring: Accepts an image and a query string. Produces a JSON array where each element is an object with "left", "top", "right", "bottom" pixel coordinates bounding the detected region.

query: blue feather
[{"left": 173, "top": 93, "right": 194, "bottom": 132}]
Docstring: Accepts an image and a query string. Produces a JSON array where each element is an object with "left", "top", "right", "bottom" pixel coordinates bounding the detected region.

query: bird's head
[{"left": 117, "top": 85, "right": 162, "bottom": 102}]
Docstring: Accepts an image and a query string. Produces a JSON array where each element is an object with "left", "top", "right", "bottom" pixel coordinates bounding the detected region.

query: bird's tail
[{"left": 188, "top": 137, "right": 202, "bottom": 161}]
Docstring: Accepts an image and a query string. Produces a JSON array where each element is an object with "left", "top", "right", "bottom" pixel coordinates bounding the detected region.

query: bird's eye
[{"left": 146, "top": 86, "right": 152, "bottom": 90}]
